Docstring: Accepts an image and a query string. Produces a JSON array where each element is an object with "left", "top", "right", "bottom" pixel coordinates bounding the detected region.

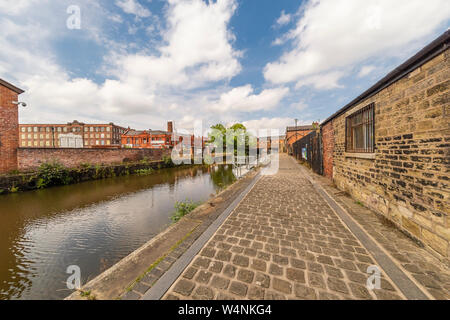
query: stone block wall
[
  {"left": 17, "top": 147, "right": 170, "bottom": 170},
  {"left": 332, "top": 49, "right": 449, "bottom": 258}
]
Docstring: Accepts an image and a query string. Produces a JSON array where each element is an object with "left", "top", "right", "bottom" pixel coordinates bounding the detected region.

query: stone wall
[
  {"left": 0, "top": 85, "right": 19, "bottom": 173},
  {"left": 18, "top": 147, "right": 170, "bottom": 170},
  {"left": 321, "top": 121, "right": 334, "bottom": 180},
  {"left": 332, "top": 49, "right": 449, "bottom": 258}
]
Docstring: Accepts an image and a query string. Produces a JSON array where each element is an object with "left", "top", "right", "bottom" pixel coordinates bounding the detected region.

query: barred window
[{"left": 346, "top": 103, "right": 375, "bottom": 153}]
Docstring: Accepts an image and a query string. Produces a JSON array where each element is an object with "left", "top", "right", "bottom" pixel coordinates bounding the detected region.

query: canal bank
[
  {"left": 0, "top": 157, "right": 178, "bottom": 195},
  {"left": 65, "top": 166, "right": 260, "bottom": 300},
  {"left": 0, "top": 164, "right": 245, "bottom": 300}
]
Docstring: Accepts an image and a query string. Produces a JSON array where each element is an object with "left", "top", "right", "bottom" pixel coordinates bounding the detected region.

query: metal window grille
[{"left": 345, "top": 103, "right": 375, "bottom": 153}]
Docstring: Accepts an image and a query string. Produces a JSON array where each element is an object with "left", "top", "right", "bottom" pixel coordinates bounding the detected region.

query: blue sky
[{"left": 0, "top": 0, "right": 449, "bottom": 134}]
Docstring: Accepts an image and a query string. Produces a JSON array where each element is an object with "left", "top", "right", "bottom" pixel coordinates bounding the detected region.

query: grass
[
  {"left": 135, "top": 168, "right": 154, "bottom": 176},
  {"left": 79, "top": 290, "right": 96, "bottom": 300},
  {"left": 171, "top": 200, "right": 201, "bottom": 223}
]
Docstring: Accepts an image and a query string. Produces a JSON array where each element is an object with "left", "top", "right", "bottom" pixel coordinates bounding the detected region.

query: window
[
  {"left": 21, "top": 127, "right": 25, "bottom": 132},
  {"left": 346, "top": 103, "right": 375, "bottom": 153}
]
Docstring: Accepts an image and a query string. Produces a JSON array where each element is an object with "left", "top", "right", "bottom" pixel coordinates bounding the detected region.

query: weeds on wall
[{"left": 35, "top": 161, "right": 72, "bottom": 189}]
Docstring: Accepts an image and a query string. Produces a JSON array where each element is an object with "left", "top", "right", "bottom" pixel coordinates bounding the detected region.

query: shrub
[
  {"left": 36, "top": 161, "right": 72, "bottom": 188},
  {"left": 163, "top": 155, "right": 174, "bottom": 168},
  {"left": 171, "top": 200, "right": 200, "bottom": 223}
]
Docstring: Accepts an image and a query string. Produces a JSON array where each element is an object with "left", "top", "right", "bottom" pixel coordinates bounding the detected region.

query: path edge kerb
[
  {"left": 141, "top": 172, "right": 263, "bottom": 300},
  {"left": 292, "top": 158, "right": 433, "bottom": 300}
]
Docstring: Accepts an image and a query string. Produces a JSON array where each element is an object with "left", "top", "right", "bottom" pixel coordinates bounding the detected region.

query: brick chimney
[
  {"left": 167, "top": 121, "right": 174, "bottom": 133},
  {"left": 0, "top": 79, "right": 24, "bottom": 173}
]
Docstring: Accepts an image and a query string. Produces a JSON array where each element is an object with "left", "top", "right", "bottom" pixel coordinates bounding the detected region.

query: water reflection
[{"left": 0, "top": 165, "right": 239, "bottom": 300}]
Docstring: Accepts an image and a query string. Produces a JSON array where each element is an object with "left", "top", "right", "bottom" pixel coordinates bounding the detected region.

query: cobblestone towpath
[{"left": 143, "top": 154, "right": 449, "bottom": 300}]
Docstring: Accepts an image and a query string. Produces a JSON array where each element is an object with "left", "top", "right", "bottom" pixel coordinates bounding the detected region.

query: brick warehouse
[
  {"left": 19, "top": 120, "right": 127, "bottom": 148},
  {"left": 320, "top": 31, "right": 450, "bottom": 259},
  {"left": 0, "top": 79, "right": 24, "bottom": 173}
]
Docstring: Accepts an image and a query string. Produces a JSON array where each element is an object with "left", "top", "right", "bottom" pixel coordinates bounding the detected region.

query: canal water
[{"left": 0, "top": 165, "right": 243, "bottom": 300}]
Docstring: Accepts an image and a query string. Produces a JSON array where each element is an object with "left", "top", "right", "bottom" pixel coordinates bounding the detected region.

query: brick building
[
  {"left": 321, "top": 31, "right": 450, "bottom": 258},
  {"left": 285, "top": 125, "right": 315, "bottom": 155},
  {"left": 121, "top": 129, "right": 174, "bottom": 149},
  {"left": 122, "top": 121, "right": 206, "bottom": 153},
  {"left": 19, "top": 120, "right": 127, "bottom": 148},
  {"left": 0, "top": 78, "right": 24, "bottom": 173}
]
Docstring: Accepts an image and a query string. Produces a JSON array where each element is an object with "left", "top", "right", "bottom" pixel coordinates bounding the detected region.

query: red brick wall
[
  {"left": 17, "top": 147, "right": 170, "bottom": 170},
  {"left": 0, "top": 85, "right": 19, "bottom": 173},
  {"left": 321, "top": 121, "right": 334, "bottom": 180}
]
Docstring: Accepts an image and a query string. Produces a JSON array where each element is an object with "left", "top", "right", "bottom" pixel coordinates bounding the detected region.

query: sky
[{"left": 1, "top": 0, "right": 449, "bottom": 134}]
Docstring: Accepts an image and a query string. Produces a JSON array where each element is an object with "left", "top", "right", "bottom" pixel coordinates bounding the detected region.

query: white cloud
[
  {"left": 115, "top": 0, "right": 151, "bottom": 18},
  {"left": 295, "top": 71, "right": 345, "bottom": 90},
  {"left": 0, "top": 0, "right": 263, "bottom": 131},
  {"left": 264, "top": 0, "right": 450, "bottom": 86},
  {"left": 209, "top": 85, "right": 289, "bottom": 113},
  {"left": 290, "top": 101, "right": 308, "bottom": 111},
  {"left": 242, "top": 117, "right": 312, "bottom": 136},
  {"left": 110, "top": 0, "right": 242, "bottom": 88},
  {"left": 276, "top": 10, "right": 291, "bottom": 26},
  {"left": 358, "top": 65, "right": 376, "bottom": 78}
]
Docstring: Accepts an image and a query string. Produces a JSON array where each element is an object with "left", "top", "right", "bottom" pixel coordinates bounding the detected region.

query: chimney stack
[{"left": 168, "top": 121, "right": 174, "bottom": 133}]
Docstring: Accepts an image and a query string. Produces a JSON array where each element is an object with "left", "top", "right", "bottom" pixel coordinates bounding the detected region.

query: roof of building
[
  {"left": 149, "top": 130, "right": 170, "bottom": 135},
  {"left": 0, "top": 78, "right": 24, "bottom": 94},
  {"left": 123, "top": 129, "right": 148, "bottom": 136},
  {"left": 322, "top": 30, "right": 450, "bottom": 126},
  {"left": 286, "top": 125, "right": 315, "bottom": 132}
]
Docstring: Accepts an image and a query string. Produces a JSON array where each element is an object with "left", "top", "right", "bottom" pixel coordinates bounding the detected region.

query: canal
[{"left": 0, "top": 164, "right": 242, "bottom": 300}]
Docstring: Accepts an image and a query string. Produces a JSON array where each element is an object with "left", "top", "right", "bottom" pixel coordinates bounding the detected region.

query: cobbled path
[{"left": 162, "top": 155, "right": 408, "bottom": 300}]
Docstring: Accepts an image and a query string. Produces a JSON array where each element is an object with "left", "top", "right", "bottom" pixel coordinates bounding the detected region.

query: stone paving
[
  {"left": 316, "top": 175, "right": 450, "bottom": 300},
  {"left": 162, "top": 155, "right": 415, "bottom": 300}
]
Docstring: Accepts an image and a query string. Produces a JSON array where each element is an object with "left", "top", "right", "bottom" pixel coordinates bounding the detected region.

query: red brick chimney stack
[{"left": 167, "top": 121, "right": 174, "bottom": 133}]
